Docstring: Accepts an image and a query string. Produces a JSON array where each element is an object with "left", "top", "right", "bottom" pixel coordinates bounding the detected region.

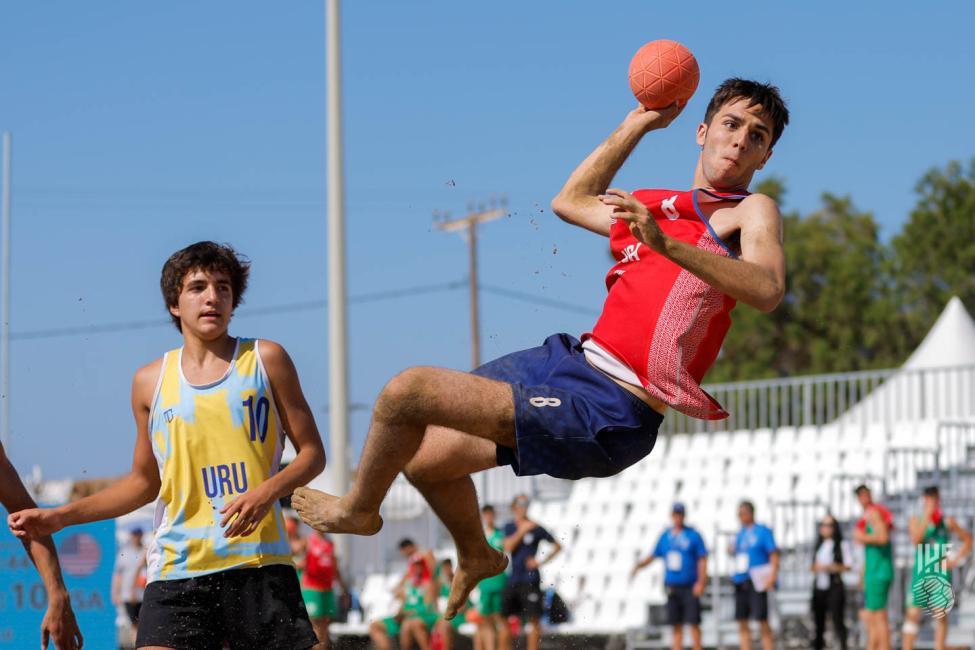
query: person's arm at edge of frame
[
  {"left": 550, "top": 103, "right": 685, "bottom": 237},
  {"left": 8, "top": 360, "right": 163, "bottom": 538},
  {"left": 220, "top": 341, "right": 326, "bottom": 538},
  {"left": 0, "top": 442, "right": 83, "bottom": 650},
  {"left": 600, "top": 189, "right": 786, "bottom": 312}
]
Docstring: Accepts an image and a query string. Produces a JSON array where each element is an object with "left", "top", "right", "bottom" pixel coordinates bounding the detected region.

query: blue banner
[{"left": 0, "top": 515, "right": 116, "bottom": 648}]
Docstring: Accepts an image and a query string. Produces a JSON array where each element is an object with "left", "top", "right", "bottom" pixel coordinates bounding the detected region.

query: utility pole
[
  {"left": 1, "top": 132, "right": 10, "bottom": 450},
  {"left": 434, "top": 198, "right": 505, "bottom": 369},
  {"left": 325, "top": 0, "right": 350, "bottom": 562}
]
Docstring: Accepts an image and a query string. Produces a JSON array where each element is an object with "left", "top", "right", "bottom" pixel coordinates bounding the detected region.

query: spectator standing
[
  {"left": 632, "top": 502, "right": 708, "bottom": 650},
  {"left": 730, "top": 500, "right": 778, "bottom": 650},
  {"left": 811, "top": 515, "right": 851, "bottom": 650}
]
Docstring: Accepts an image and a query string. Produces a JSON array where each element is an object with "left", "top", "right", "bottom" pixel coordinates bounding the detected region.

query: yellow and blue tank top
[{"left": 146, "top": 338, "right": 292, "bottom": 582}]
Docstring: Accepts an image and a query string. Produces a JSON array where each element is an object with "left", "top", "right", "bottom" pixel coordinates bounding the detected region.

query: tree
[
  {"left": 889, "top": 159, "right": 975, "bottom": 343},
  {"left": 708, "top": 181, "right": 898, "bottom": 382}
]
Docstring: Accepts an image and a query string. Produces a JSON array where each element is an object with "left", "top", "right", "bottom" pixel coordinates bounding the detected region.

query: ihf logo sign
[{"left": 912, "top": 543, "right": 955, "bottom": 618}]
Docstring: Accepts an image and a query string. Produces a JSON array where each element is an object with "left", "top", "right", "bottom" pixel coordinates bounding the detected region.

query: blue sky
[{"left": 2, "top": 1, "right": 973, "bottom": 479}]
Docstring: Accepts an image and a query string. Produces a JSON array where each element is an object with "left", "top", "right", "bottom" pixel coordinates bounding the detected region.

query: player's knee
[
  {"left": 403, "top": 462, "right": 434, "bottom": 488},
  {"left": 376, "top": 367, "right": 434, "bottom": 422}
]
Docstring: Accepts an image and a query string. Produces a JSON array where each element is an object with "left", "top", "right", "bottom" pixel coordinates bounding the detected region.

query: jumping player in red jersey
[{"left": 294, "top": 78, "right": 790, "bottom": 618}]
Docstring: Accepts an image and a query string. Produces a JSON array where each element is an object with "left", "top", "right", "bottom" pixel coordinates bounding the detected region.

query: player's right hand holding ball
[{"left": 623, "top": 101, "right": 685, "bottom": 133}]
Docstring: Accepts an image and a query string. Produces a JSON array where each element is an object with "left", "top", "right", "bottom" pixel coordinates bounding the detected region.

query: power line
[
  {"left": 10, "top": 280, "right": 467, "bottom": 341},
  {"left": 9, "top": 278, "right": 596, "bottom": 342},
  {"left": 480, "top": 283, "right": 600, "bottom": 316}
]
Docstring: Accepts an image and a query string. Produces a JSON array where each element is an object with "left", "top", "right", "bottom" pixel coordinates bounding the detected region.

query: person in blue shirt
[
  {"left": 729, "top": 500, "right": 778, "bottom": 650},
  {"left": 632, "top": 503, "right": 708, "bottom": 650},
  {"left": 502, "top": 494, "right": 562, "bottom": 650}
]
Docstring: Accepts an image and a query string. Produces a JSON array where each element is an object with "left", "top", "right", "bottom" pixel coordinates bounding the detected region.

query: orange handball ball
[{"left": 628, "top": 40, "right": 700, "bottom": 109}]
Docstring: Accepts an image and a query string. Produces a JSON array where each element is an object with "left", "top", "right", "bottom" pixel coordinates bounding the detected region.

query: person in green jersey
[
  {"left": 903, "top": 486, "right": 972, "bottom": 650},
  {"left": 476, "top": 505, "right": 511, "bottom": 650},
  {"left": 853, "top": 485, "right": 893, "bottom": 650},
  {"left": 399, "top": 558, "right": 474, "bottom": 650},
  {"left": 368, "top": 539, "right": 437, "bottom": 650}
]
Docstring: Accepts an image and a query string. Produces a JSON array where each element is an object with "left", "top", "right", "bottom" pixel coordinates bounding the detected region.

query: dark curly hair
[
  {"left": 160, "top": 241, "right": 250, "bottom": 331},
  {"left": 704, "top": 78, "right": 790, "bottom": 147}
]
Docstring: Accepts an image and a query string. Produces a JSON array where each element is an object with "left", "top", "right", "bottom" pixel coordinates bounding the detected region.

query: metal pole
[
  {"left": 434, "top": 206, "right": 504, "bottom": 369},
  {"left": 468, "top": 221, "right": 480, "bottom": 369},
  {"left": 1, "top": 132, "right": 10, "bottom": 450},
  {"left": 326, "top": 0, "right": 350, "bottom": 562}
]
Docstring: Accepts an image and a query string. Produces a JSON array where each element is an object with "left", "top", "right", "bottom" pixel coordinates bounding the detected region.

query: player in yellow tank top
[{"left": 9, "top": 242, "right": 326, "bottom": 649}]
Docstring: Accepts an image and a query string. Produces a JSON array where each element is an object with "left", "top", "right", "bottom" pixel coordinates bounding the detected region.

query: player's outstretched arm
[
  {"left": 0, "top": 443, "right": 84, "bottom": 650},
  {"left": 220, "top": 340, "right": 326, "bottom": 538},
  {"left": 8, "top": 362, "right": 162, "bottom": 541},
  {"left": 551, "top": 103, "right": 683, "bottom": 237},
  {"left": 602, "top": 190, "right": 785, "bottom": 312}
]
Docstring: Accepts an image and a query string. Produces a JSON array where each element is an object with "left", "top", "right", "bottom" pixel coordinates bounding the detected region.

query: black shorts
[
  {"left": 501, "top": 582, "right": 544, "bottom": 620},
  {"left": 734, "top": 579, "right": 769, "bottom": 621},
  {"left": 666, "top": 585, "right": 701, "bottom": 625},
  {"left": 473, "top": 333, "right": 663, "bottom": 480},
  {"left": 136, "top": 564, "right": 318, "bottom": 650},
  {"left": 124, "top": 601, "right": 142, "bottom": 625}
]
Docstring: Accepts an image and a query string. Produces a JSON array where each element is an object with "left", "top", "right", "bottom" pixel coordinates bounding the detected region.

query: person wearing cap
[
  {"left": 112, "top": 527, "right": 146, "bottom": 649},
  {"left": 729, "top": 500, "right": 778, "bottom": 650},
  {"left": 502, "top": 495, "right": 561, "bottom": 650},
  {"left": 631, "top": 502, "right": 708, "bottom": 650}
]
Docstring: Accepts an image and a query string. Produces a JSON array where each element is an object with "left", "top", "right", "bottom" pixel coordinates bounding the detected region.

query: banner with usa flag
[{"left": 0, "top": 514, "right": 115, "bottom": 648}]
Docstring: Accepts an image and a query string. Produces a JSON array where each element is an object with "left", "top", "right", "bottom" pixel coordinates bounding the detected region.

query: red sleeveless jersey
[
  {"left": 584, "top": 188, "right": 747, "bottom": 420},
  {"left": 301, "top": 534, "right": 336, "bottom": 591}
]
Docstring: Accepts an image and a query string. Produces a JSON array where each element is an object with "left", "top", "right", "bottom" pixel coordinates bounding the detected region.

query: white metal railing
[{"left": 662, "top": 364, "right": 975, "bottom": 436}]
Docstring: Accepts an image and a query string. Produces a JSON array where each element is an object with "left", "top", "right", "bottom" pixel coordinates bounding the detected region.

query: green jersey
[
  {"left": 913, "top": 516, "right": 950, "bottom": 579},
  {"left": 864, "top": 521, "right": 894, "bottom": 582},
  {"left": 478, "top": 528, "right": 509, "bottom": 592}
]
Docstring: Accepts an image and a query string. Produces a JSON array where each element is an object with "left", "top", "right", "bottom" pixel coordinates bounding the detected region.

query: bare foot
[
  {"left": 444, "top": 547, "right": 508, "bottom": 620},
  {"left": 292, "top": 487, "right": 383, "bottom": 536}
]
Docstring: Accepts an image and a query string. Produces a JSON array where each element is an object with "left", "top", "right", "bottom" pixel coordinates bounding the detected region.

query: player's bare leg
[
  {"left": 294, "top": 366, "right": 514, "bottom": 535},
  {"left": 404, "top": 425, "right": 509, "bottom": 619},
  {"left": 368, "top": 620, "right": 392, "bottom": 650}
]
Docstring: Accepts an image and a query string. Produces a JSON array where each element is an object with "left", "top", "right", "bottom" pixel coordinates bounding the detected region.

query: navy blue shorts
[
  {"left": 666, "top": 585, "right": 702, "bottom": 625},
  {"left": 472, "top": 333, "right": 663, "bottom": 480}
]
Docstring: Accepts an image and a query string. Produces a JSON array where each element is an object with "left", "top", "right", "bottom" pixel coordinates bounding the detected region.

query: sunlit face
[
  {"left": 169, "top": 268, "right": 234, "bottom": 338},
  {"left": 696, "top": 98, "right": 775, "bottom": 190}
]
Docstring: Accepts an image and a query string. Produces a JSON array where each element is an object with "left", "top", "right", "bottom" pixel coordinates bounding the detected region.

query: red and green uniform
[
  {"left": 301, "top": 534, "right": 337, "bottom": 619},
  {"left": 858, "top": 506, "right": 894, "bottom": 611},
  {"left": 478, "top": 528, "right": 508, "bottom": 615}
]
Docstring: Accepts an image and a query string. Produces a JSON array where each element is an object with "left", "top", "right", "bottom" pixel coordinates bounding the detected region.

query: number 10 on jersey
[{"left": 243, "top": 396, "right": 270, "bottom": 443}]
